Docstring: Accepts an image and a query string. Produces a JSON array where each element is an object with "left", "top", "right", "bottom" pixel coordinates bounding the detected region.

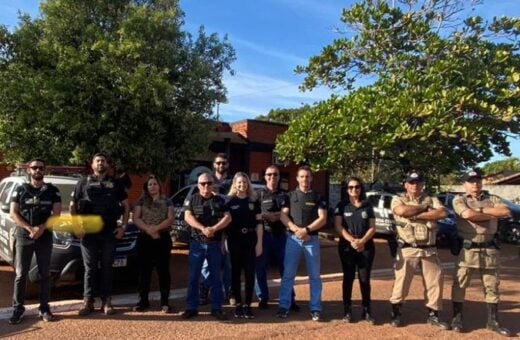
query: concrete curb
[{"left": 1, "top": 255, "right": 516, "bottom": 321}]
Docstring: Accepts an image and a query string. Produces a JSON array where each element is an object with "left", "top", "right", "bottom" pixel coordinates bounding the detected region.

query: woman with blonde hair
[{"left": 226, "top": 172, "right": 263, "bottom": 319}]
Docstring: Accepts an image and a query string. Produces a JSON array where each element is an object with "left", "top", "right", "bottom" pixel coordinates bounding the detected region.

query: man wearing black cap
[
  {"left": 389, "top": 170, "right": 449, "bottom": 330},
  {"left": 451, "top": 169, "right": 512, "bottom": 336}
]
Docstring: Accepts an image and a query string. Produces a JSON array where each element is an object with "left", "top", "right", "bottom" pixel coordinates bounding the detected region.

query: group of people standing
[{"left": 7, "top": 153, "right": 514, "bottom": 337}]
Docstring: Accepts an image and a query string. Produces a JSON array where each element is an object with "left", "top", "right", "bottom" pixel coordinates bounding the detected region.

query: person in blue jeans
[
  {"left": 277, "top": 165, "right": 327, "bottom": 321},
  {"left": 255, "top": 165, "right": 298, "bottom": 311},
  {"left": 182, "top": 172, "right": 231, "bottom": 320}
]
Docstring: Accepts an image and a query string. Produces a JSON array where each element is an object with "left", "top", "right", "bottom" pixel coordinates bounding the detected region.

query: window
[
  {"left": 0, "top": 181, "right": 14, "bottom": 205},
  {"left": 171, "top": 186, "right": 192, "bottom": 207}
]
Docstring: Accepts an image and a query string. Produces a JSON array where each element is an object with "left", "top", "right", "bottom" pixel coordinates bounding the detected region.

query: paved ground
[{"left": 0, "top": 238, "right": 518, "bottom": 339}]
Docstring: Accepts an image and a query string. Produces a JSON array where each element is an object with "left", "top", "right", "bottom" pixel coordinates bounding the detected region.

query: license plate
[{"left": 112, "top": 257, "right": 127, "bottom": 267}]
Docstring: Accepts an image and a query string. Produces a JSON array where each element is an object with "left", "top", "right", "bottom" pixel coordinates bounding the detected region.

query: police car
[
  {"left": 170, "top": 182, "right": 265, "bottom": 246},
  {"left": 365, "top": 191, "right": 397, "bottom": 237},
  {"left": 0, "top": 174, "right": 139, "bottom": 289}
]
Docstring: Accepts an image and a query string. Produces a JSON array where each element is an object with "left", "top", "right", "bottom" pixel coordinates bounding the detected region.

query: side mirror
[{"left": 1, "top": 204, "right": 9, "bottom": 213}]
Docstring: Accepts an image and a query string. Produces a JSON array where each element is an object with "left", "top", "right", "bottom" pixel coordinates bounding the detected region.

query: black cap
[
  {"left": 463, "top": 169, "right": 483, "bottom": 182},
  {"left": 405, "top": 170, "right": 424, "bottom": 183}
]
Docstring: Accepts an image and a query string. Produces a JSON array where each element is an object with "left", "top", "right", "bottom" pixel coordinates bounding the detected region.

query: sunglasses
[
  {"left": 265, "top": 173, "right": 279, "bottom": 177},
  {"left": 198, "top": 181, "right": 213, "bottom": 186},
  {"left": 348, "top": 185, "right": 361, "bottom": 190},
  {"left": 214, "top": 161, "right": 227, "bottom": 165},
  {"left": 30, "top": 166, "right": 45, "bottom": 171}
]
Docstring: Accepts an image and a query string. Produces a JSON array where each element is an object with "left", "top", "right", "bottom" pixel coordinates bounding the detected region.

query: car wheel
[{"left": 501, "top": 222, "right": 520, "bottom": 245}]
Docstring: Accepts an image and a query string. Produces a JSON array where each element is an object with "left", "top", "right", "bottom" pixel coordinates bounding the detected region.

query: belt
[
  {"left": 401, "top": 242, "right": 435, "bottom": 249},
  {"left": 233, "top": 227, "right": 255, "bottom": 235},
  {"left": 469, "top": 240, "right": 496, "bottom": 249}
]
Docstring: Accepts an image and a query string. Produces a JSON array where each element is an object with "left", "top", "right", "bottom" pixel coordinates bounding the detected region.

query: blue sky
[{"left": 1, "top": 0, "right": 519, "bottom": 162}]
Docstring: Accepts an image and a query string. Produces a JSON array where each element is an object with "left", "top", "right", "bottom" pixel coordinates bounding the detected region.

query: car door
[{"left": 0, "top": 180, "right": 19, "bottom": 264}]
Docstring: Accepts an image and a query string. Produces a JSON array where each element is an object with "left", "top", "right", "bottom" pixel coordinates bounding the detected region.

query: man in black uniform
[
  {"left": 9, "top": 159, "right": 62, "bottom": 324},
  {"left": 255, "top": 165, "right": 298, "bottom": 310},
  {"left": 71, "top": 152, "right": 130, "bottom": 316},
  {"left": 277, "top": 166, "right": 327, "bottom": 321},
  {"left": 182, "top": 172, "right": 231, "bottom": 320}
]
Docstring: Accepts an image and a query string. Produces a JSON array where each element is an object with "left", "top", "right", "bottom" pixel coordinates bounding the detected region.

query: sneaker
[
  {"left": 132, "top": 301, "right": 150, "bottom": 312},
  {"left": 311, "top": 310, "right": 322, "bottom": 322},
  {"left": 211, "top": 309, "right": 228, "bottom": 320},
  {"left": 9, "top": 308, "right": 25, "bottom": 325},
  {"left": 181, "top": 309, "right": 198, "bottom": 319},
  {"left": 243, "top": 305, "right": 255, "bottom": 319},
  {"left": 427, "top": 310, "right": 450, "bottom": 330},
  {"left": 362, "top": 307, "right": 375, "bottom": 325},
  {"left": 290, "top": 302, "right": 301, "bottom": 312},
  {"left": 161, "top": 304, "right": 172, "bottom": 314},
  {"left": 234, "top": 305, "right": 244, "bottom": 318},
  {"left": 276, "top": 308, "right": 289, "bottom": 319},
  {"left": 258, "top": 300, "right": 269, "bottom": 310},
  {"left": 39, "top": 310, "right": 55, "bottom": 322},
  {"left": 78, "top": 300, "right": 94, "bottom": 316}
]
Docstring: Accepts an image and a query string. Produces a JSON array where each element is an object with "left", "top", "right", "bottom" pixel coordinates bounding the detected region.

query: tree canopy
[
  {"left": 481, "top": 157, "right": 520, "bottom": 175},
  {"left": 0, "top": 0, "right": 235, "bottom": 177},
  {"left": 275, "top": 0, "right": 520, "bottom": 181},
  {"left": 255, "top": 104, "right": 311, "bottom": 123}
]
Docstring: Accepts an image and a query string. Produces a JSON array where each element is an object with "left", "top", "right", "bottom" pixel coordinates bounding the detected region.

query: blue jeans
[
  {"left": 255, "top": 232, "right": 289, "bottom": 302},
  {"left": 186, "top": 241, "right": 223, "bottom": 310},
  {"left": 200, "top": 245, "right": 231, "bottom": 297},
  {"left": 80, "top": 233, "right": 116, "bottom": 300},
  {"left": 279, "top": 234, "right": 322, "bottom": 311}
]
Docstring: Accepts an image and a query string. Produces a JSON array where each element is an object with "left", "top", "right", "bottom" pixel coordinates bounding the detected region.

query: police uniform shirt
[
  {"left": 226, "top": 196, "right": 261, "bottom": 235},
  {"left": 72, "top": 175, "right": 127, "bottom": 228},
  {"left": 258, "top": 188, "right": 286, "bottom": 235},
  {"left": 135, "top": 195, "right": 173, "bottom": 236},
  {"left": 11, "top": 183, "right": 61, "bottom": 243},
  {"left": 282, "top": 188, "right": 327, "bottom": 236},
  {"left": 391, "top": 193, "right": 443, "bottom": 257},
  {"left": 452, "top": 192, "right": 505, "bottom": 243},
  {"left": 334, "top": 199, "right": 375, "bottom": 245},
  {"left": 186, "top": 192, "right": 228, "bottom": 242}
]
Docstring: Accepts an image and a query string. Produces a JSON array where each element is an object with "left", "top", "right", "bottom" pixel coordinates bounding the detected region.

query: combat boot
[
  {"left": 426, "top": 308, "right": 450, "bottom": 330},
  {"left": 486, "top": 303, "right": 511, "bottom": 337},
  {"left": 390, "top": 303, "right": 402, "bottom": 327},
  {"left": 101, "top": 297, "right": 116, "bottom": 315},
  {"left": 78, "top": 299, "right": 95, "bottom": 316},
  {"left": 451, "top": 302, "right": 463, "bottom": 333}
]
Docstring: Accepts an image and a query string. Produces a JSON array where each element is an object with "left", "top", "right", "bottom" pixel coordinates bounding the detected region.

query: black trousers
[
  {"left": 136, "top": 233, "right": 172, "bottom": 305},
  {"left": 338, "top": 240, "right": 375, "bottom": 308},
  {"left": 228, "top": 233, "right": 257, "bottom": 306}
]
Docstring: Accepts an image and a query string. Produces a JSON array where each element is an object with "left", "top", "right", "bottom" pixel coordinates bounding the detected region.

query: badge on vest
[
  {"left": 361, "top": 211, "right": 368, "bottom": 219},
  {"left": 249, "top": 203, "right": 255, "bottom": 210},
  {"left": 344, "top": 212, "right": 353, "bottom": 217},
  {"left": 103, "top": 181, "right": 114, "bottom": 188},
  {"left": 305, "top": 202, "right": 315, "bottom": 206}
]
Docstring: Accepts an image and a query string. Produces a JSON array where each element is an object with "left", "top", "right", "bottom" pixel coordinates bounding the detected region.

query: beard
[
  {"left": 96, "top": 165, "right": 107, "bottom": 174},
  {"left": 31, "top": 173, "right": 43, "bottom": 181}
]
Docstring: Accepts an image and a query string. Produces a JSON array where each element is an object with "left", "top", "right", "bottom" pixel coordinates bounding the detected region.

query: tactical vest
[
  {"left": 395, "top": 195, "right": 437, "bottom": 246},
  {"left": 78, "top": 176, "right": 122, "bottom": 223},
  {"left": 18, "top": 183, "right": 56, "bottom": 226}
]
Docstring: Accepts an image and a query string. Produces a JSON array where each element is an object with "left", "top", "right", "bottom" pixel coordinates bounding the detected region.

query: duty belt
[
  {"left": 400, "top": 242, "right": 435, "bottom": 249},
  {"left": 468, "top": 240, "right": 496, "bottom": 249}
]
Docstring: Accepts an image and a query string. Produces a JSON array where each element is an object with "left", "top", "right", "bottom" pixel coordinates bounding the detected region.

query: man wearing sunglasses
[
  {"left": 9, "top": 159, "right": 62, "bottom": 324},
  {"left": 389, "top": 170, "right": 449, "bottom": 330},
  {"left": 255, "top": 165, "right": 298, "bottom": 311},
  {"left": 182, "top": 172, "right": 232, "bottom": 320}
]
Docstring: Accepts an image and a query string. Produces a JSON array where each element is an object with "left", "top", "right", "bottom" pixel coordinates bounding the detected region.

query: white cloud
[{"left": 231, "top": 37, "right": 307, "bottom": 66}]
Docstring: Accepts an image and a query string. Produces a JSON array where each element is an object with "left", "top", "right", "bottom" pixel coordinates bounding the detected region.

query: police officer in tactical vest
[
  {"left": 71, "top": 152, "right": 130, "bottom": 316},
  {"left": 451, "top": 169, "right": 512, "bottom": 336},
  {"left": 9, "top": 159, "right": 62, "bottom": 324},
  {"left": 389, "top": 170, "right": 449, "bottom": 330}
]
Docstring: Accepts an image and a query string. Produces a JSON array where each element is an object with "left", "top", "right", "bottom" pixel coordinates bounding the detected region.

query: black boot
[
  {"left": 451, "top": 302, "right": 463, "bottom": 333},
  {"left": 362, "top": 306, "right": 375, "bottom": 325},
  {"left": 343, "top": 305, "right": 352, "bottom": 323},
  {"left": 486, "top": 303, "right": 511, "bottom": 337},
  {"left": 426, "top": 308, "right": 450, "bottom": 330},
  {"left": 390, "top": 303, "right": 402, "bottom": 327}
]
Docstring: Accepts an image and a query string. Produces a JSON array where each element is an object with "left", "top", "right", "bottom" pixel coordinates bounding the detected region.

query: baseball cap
[
  {"left": 405, "top": 170, "right": 424, "bottom": 183},
  {"left": 463, "top": 169, "right": 483, "bottom": 182}
]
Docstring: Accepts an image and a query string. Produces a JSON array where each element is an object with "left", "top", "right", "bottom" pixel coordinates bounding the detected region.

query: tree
[
  {"left": 0, "top": 0, "right": 235, "bottom": 177},
  {"left": 275, "top": 0, "right": 520, "bottom": 182},
  {"left": 255, "top": 104, "right": 312, "bottom": 123},
  {"left": 482, "top": 157, "right": 520, "bottom": 175}
]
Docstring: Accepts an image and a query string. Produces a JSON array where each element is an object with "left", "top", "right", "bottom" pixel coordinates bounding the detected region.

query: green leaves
[
  {"left": 278, "top": 0, "right": 520, "bottom": 181},
  {"left": 0, "top": 0, "right": 235, "bottom": 177}
]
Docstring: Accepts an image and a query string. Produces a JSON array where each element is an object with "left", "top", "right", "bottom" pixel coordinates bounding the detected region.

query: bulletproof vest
[
  {"left": 18, "top": 183, "right": 55, "bottom": 226},
  {"left": 190, "top": 194, "right": 225, "bottom": 242},
  {"left": 288, "top": 190, "right": 321, "bottom": 235},
  {"left": 395, "top": 195, "right": 436, "bottom": 246},
  {"left": 259, "top": 189, "right": 285, "bottom": 233},
  {"left": 79, "top": 176, "right": 122, "bottom": 222}
]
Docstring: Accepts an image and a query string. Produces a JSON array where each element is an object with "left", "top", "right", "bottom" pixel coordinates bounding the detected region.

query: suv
[
  {"left": 366, "top": 191, "right": 396, "bottom": 238},
  {"left": 0, "top": 175, "right": 139, "bottom": 288},
  {"left": 170, "top": 183, "right": 265, "bottom": 246}
]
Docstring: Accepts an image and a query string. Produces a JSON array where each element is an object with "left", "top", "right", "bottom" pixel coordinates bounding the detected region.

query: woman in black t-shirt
[
  {"left": 334, "top": 177, "right": 376, "bottom": 324},
  {"left": 226, "top": 172, "right": 263, "bottom": 319}
]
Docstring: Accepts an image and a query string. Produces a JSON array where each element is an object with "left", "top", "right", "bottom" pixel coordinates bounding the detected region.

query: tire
[{"left": 501, "top": 222, "right": 520, "bottom": 245}]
